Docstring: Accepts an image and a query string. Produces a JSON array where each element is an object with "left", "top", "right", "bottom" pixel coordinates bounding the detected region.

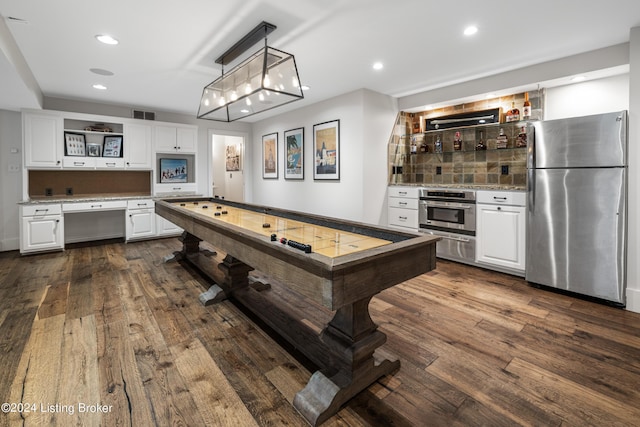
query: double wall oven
[{"left": 419, "top": 188, "right": 476, "bottom": 264}]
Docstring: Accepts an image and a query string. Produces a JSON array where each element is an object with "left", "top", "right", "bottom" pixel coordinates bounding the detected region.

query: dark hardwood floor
[{"left": 1, "top": 238, "right": 639, "bottom": 426}]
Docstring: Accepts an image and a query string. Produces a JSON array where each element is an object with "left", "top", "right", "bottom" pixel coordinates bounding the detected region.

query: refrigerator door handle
[{"left": 528, "top": 168, "right": 535, "bottom": 213}]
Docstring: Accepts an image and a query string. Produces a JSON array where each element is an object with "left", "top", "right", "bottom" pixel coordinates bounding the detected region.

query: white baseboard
[{"left": 626, "top": 288, "right": 640, "bottom": 313}]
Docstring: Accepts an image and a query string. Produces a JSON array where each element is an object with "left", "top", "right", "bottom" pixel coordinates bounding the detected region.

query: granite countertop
[
  {"left": 388, "top": 183, "right": 526, "bottom": 191},
  {"left": 20, "top": 193, "right": 199, "bottom": 205}
]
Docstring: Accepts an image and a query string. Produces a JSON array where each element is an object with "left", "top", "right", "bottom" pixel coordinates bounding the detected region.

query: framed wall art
[
  {"left": 64, "top": 132, "right": 86, "bottom": 156},
  {"left": 159, "top": 158, "right": 188, "bottom": 183},
  {"left": 313, "top": 119, "right": 340, "bottom": 180},
  {"left": 225, "top": 143, "right": 241, "bottom": 172},
  {"left": 262, "top": 132, "right": 278, "bottom": 179},
  {"left": 103, "top": 135, "right": 123, "bottom": 157},
  {"left": 86, "top": 142, "right": 102, "bottom": 157},
  {"left": 284, "top": 127, "right": 304, "bottom": 180}
]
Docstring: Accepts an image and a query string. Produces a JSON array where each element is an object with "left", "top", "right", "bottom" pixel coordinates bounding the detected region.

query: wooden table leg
[
  {"left": 163, "top": 231, "right": 210, "bottom": 263},
  {"left": 199, "top": 255, "right": 254, "bottom": 306},
  {"left": 293, "top": 297, "right": 400, "bottom": 426}
]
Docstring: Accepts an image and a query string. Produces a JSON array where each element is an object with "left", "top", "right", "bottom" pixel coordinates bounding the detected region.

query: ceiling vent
[{"left": 132, "top": 110, "right": 156, "bottom": 120}]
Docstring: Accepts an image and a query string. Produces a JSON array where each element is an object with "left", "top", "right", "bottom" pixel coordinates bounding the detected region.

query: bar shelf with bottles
[{"left": 404, "top": 119, "right": 532, "bottom": 157}]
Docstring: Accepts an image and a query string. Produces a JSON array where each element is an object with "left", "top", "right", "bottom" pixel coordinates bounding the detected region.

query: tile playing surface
[{"left": 172, "top": 201, "right": 392, "bottom": 258}]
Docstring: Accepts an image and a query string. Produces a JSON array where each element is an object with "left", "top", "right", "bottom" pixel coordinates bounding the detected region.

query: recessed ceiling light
[
  {"left": 373, "top": 62, "right": 384, "bottom": 70},
  {"left": 463, "top": 26, "right": 478, "bottom": 36},
  {"left": 95, "top": 34, "right": 119, "bottom": 45},
  {"left": 90, "top": 68, "right": 114, "bottom": 76},
  {"left": 92, "top": 84, "right": 107, "bottom": 90},
  {"left": 240, "top": 109, "right": 250, "bottom": 114},
  {"left": 571, "top": 75, "right": 586, "bottom": 82},
  {"left": 301, "top": 85, "right": 310, "bottom": 91}
]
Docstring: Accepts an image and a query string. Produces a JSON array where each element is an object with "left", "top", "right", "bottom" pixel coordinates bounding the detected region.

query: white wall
[
  {"left": 627, "top": 27, "right": 640, "bottom": 313},
  {"left": 0, "top": 109, "right": 22, "bottom": 251},
  {"left": 250, "top": 89, "right": 397, "bottom": 223},
  {"left": 544, "top": 74, "right": 629, "bottom": 120}
]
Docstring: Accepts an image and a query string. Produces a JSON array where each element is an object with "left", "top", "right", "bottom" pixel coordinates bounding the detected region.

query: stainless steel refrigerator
[{"left": 526, "top": 111, "right": 628, "bottom": 305}]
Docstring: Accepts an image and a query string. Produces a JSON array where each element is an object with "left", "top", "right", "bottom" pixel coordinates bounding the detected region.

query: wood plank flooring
[{"left": 1, "top": 238, "right": 640, "bottom": 426}]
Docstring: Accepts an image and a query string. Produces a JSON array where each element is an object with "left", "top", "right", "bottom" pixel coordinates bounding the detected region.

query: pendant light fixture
[{"left": 197, "top": 21, "right": 304, "bottom": 122}]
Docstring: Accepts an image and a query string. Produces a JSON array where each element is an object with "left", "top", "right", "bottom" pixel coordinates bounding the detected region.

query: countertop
[
  {"left": 388, "top": 183, "right": 526, "bottom": 191},
  {"left": 20, "top": 193, "right": 200, "bottom": 205}
]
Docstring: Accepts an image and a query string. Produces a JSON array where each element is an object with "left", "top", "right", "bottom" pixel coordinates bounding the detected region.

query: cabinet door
[
  {"left": 24, "top": 113, "right": 62, "bottom": 168},
  {"left": 154, "top": 125, "right": 178, "bottom": 151},
  {"left": 21, "top": 215, "right": 64, "bottom": 253},
  {"left": 125, "top": 123, "right": 152, "bottom": 168},
  {"left": 126, "top": 209, "right": 156, "bottom": 240},
  {"left": 176, "top": 127, "right": 197, "bottom": 152},
  {"left": 156, "top": 215, "right": 183, "bottom": 236},
  {"left": 476, "top": 204, "right": 526, "bottom": 271}
]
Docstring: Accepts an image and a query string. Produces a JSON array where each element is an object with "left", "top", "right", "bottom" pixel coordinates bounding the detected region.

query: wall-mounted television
[{"left": 159, "top": 158, "right": 188, "bottom": 183}]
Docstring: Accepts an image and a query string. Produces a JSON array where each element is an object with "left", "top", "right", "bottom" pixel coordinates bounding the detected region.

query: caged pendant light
[{"left": 197, "top": 21, "right": 304, "bottom": 122}]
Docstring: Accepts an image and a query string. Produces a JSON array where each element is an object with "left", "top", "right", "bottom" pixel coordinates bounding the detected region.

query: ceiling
[{"left": 1, "top": 0, "right": 640, "bottom": 122}]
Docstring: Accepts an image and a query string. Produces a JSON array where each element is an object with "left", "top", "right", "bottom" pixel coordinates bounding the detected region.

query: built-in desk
[{"left": 19, "top": 195, "right": 182, "bottom": 254}]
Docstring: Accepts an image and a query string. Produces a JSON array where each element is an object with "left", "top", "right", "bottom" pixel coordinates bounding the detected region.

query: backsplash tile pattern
[{"left": 389, "top": 91, "right": 543, "bottom": 189}]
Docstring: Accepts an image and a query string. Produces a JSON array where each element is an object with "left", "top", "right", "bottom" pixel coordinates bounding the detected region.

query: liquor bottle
[
  {"left": 522, "top": 92, "right": 531, "bottom": 120},
  {"left": 435, "top": 135, "right": 442, "bottom": 153},
  {"left": 475, "top": 130, "right": 487, "bottom": 151},
  {"left": 505, "top": 101, "right": 520, "bottom": 122},
  {"left": 453, "top": 131, "right": 462, "bottom": 151},
  {"left": 516, "top": 126, "right": 527, "bottom": 147},
  {"left": 420, "top": 138, "right": 428, "bottom": 153},
  {"left": 496, "top": 128, "right": 508, "bottom": 149},
  {"left": 410, "top": 137, "right": 417, "bottom": 154}
]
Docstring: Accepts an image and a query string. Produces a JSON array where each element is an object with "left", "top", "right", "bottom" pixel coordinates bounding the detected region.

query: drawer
[
  {"left": 388, "top": 186, "right": 419, "bottom": 199},
  {"left": 476, "top": 190, "right": 526, "bottom": 206},
  {"left": 63, "top": 200, "right": 127, "bottom": 212},
  {"left": 21, "top": 203, "right": 62, "bottom": 216},
  {"left": 127, "top": 199, "right": 155, "bottom": 210},
  {"left": 388, "top": 206, "right": 419, "bottom": 229},
  {"left": 154, "top": 182, "right": 198, "bottom": 195},
  {"left": 96, "top": 158, "right": 125, "bottom": 169},
  {"left": 388, "top": 196, "right": 418, "bottom": 210},
  {"left": 62, "top": 157, "right": 96, "bottom": 169}
]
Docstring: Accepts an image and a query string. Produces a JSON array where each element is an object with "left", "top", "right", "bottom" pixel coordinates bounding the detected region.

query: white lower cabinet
[
  {"left": 126, "top": 199, "right": 156, "bottom": 240},
  {"left": 20, "top": 204, "right": 64, "bottom": 254},
  {"left": 156, "top": 215, "right": 183, "bottom": 237},
  {"left": 475, "top": 191, "right": 526, "bottom": 273},
  {"left": 387, "top": 186, "right": 419, "bottom": 232}
]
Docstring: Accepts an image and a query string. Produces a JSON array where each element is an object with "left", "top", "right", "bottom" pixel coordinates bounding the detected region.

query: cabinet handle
[
  {"left": 399, "top": 191, "right": 407, "bottom": 195},
  {"left": 497, "top": 207, "right": 502, "bottom": 211},
  {"left": 56, "top": 219, "right": 60, "bottom": 223},
  {"left": 35, "top": 208, "right": 49, "bottom": 213},
  {"left": 56, "top": 160, "right": 61, "bottom": 165},
  {"left": 74, "top": 162, "right": 85, "bottom": 166},
  {"left": 399, "top": 202, "right": 407, "bottom": 206},
  {"left": 493, "top": 196, "right": 508, "bottom": 201},
  {"left": 137, "top": 203, "right": 148, "bottom": 207},
  {"left": 106, "top": 162, "right": 116, "bottom": 167},
  {"left": 126, "top": 162, "right": 130, "bottom": 166},
  {"left": 172, "top": 187, "right": 182, "bottom": 191},
  {"left": 91, "top": 204, "right": 102, "bottom": 208},
  {"left": 399, "top": 216, "right": 408, "bottom": 221}
]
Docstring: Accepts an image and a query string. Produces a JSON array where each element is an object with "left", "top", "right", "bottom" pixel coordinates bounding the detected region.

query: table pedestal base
[{"left": 175, "top": 232, "right": 399, "bottom": 426}]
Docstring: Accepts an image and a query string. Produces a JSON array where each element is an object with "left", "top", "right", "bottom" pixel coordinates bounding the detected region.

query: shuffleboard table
[{"left": 155, "top": 197, "right": 439, "bottom": 425}]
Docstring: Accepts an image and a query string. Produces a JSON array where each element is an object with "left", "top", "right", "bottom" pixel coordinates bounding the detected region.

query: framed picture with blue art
[
  {"left": 159, "top": 158, "right": 188, "bottom": 183},
  {"left": 313, "top": 119, "right": 339, "bottom": 180},
  {"left": 284, "top": 127, "right": 304, "bottom": 180}
]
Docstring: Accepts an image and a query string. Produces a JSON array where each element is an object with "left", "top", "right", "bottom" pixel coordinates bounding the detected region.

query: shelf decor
[
  {"left": 284, "top": 127, "right": 304, "bottom": 180},
  {"left": 86, "top": 142, "right": 101, "bottom": 157},
  {"left": 262, "top": 132, "right": 278, "bottom": 179},
  {"left": 64, "top": 132, "right": 86, "bottom": 156},
  {"left": 197, "top": 21, "right": 303, "bottom": 122},
  {"left": 103, "top": 135, "right": 123, "bottom": 157},
  {"left": 313, "top": 120, "right": 340, "bottom": 180}
]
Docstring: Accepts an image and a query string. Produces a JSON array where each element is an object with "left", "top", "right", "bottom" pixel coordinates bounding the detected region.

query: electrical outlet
[
  {"left": 45, "top": 188, "right": 53, "bottom": 196},
  {"left": 66, "top": 187, "right": 73, "bottom": 196},
  {"left": 501, "top": 165, "right": 509, "bottom": 175},
  {"left": 436, "top": 166, "right": 442, "bottom": 175},
  {"left": 8, "top": 164, "right": 20, "bottom": 173}
]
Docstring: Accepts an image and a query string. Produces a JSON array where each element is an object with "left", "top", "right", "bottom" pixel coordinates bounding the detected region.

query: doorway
[{"left": 210, "top": 132, "right": 245, "bottom": 202}]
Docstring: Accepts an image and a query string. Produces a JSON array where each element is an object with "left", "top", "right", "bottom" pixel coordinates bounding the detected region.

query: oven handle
[
  {"left": 424, "top": 231, "right": 472, "bottom": 243},
  {"left": 425, "top": 202, "right": 474, "bottom": 210}
]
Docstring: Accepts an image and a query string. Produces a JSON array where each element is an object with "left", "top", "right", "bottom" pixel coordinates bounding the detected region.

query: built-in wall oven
[{"left": 419, "top": 188, "right": 476, "bottom": 264}]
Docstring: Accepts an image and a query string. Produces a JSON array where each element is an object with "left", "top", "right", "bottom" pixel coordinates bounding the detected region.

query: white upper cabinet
[
  {"left": 154, "top": 124, "right": 197, "bottom": 153},
  {"left": 23, "top": 112, "right": 63, "bottom": 168},
  {"left": 124, "top": 122, "right": 152, "bottom": 169}
]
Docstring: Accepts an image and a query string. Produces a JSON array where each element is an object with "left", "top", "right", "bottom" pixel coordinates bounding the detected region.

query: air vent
[{"left": 132, "top": 110, "right": 156, "bottom": 120}]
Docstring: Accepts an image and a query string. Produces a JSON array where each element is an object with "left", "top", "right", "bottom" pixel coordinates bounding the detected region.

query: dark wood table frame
[{"left": 156, "top": 198, "right": 438, "bottom": 425}]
